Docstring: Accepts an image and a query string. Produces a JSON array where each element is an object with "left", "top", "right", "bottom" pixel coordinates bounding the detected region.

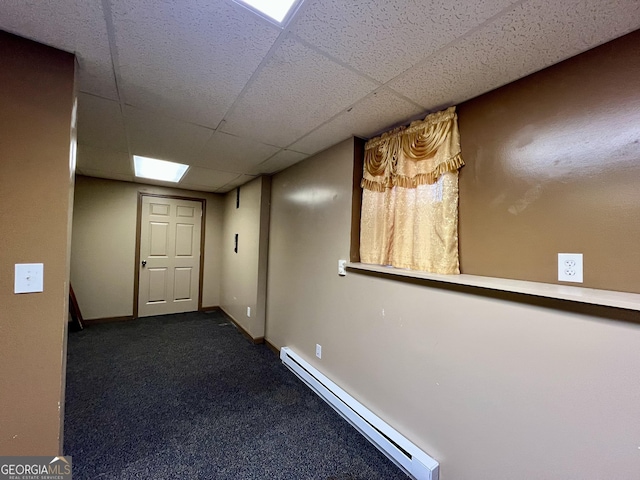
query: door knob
[{"left": 141, "top": 260, "right": 147, "bottom": 267}]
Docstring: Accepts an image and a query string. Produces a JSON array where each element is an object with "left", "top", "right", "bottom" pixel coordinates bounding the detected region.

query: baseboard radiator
[{"left": 280, "top": 347, "right": 439, "bottom": 480}]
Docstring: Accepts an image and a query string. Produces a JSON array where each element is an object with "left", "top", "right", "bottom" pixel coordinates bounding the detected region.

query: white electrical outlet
[
  {"left": 316, "top": 344, "right": 322, "bottom": 359},
  {"left": 558, "top": 253, "right": 583, "bottom": 283},
  {"left": 247, "top": 306, "right": 251, "bottom": 317},
  {"left": 338, "top": 259, "right": 347, "bottom": 276}
]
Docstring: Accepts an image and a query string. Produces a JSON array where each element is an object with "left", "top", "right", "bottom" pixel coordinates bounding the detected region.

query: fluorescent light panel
[
  {"left": 133, "top": 155, "right": 189, "bottom": 183},
  {"left": 234, "top": 0, "right": 300, "bottom": 24}
]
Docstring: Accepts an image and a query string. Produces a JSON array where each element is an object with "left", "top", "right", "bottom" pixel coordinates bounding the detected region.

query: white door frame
[{"left": 134, "top": 193, "right": 206, "bottom": 318}]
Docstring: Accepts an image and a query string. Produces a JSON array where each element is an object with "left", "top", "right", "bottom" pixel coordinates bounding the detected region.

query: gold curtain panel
[
  {"left": 360, "top": 106, "right": 464, "bottom": 274},
  {"left": 362, "top": 106, "right": 464, "bottom": 192}
]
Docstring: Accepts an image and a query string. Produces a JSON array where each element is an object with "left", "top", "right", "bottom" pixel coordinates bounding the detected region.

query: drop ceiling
[{"left": 1, "top": 0, "right": 638, "bottom": 192}]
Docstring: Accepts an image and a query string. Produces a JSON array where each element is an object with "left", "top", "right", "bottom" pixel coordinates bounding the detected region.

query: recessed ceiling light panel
[
  {"left": 133, "top": 155, "right": 189, "bottom": 183},
  {"left": 233, "top": 0, "right": 302, "bottom": 25}
]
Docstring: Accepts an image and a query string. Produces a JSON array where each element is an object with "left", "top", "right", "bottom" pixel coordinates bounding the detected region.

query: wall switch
[
  {"left": 338, "top": 259, "right": 347, "bottom": 276},
  {"left": 558, "top": 253, "right": 583, "bottom": 283},
  {"left": 247, "top": 306, "right": 251, "bottom": 317},
  {"left": 15, "top": 263, "right": 44, "bottom": 294},
  {"left": 316, "top": 344, "right": 322, "bottom": 359}
]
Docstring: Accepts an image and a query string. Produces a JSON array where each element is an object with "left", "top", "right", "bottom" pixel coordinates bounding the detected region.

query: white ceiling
[{"left": 1, "top": 0, "right": 638, "bottom": 193}]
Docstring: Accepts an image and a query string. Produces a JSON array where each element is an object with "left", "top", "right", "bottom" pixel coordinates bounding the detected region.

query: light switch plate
[{"left": 15, "top": 263, "right": 44, "bottom": 293}]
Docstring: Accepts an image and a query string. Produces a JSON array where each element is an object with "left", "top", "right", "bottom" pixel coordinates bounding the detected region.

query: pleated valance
[{"left": 362, "top": 106, "right": 464, "bottom": 192}]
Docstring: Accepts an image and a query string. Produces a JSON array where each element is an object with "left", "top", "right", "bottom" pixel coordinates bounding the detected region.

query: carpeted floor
[{"left": 64, "top": 310, "right": 407, "bottom": 479}]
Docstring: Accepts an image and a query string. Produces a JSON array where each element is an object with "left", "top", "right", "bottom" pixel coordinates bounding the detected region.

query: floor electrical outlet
[{"left": 558, "top": 253, "right": 583, "bottom": 283}]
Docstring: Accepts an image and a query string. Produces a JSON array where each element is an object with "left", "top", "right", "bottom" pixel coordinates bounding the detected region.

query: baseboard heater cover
[{"left": 280, "top": 347, "right": 439, "bottom": 480}]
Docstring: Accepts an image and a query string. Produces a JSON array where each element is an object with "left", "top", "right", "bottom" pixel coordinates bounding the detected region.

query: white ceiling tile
[
  {"left": 388, "top": 0, "right": 640, "bottom": 110},
  {"left": 291, "top": 0, "right": 519, "bottom": 83},
  {"left": 0, "top": 0, "right": 117, "bottom": 99},
  {"left": 289, "top": 130, "right": 349, "bottom": 157},
  {"left": 220, "top": 36, "right": 378, "bottom": 147},
  {"left": 181, "top": 166, "right": 243, "bottom": 190},
  {"left": 76, "top": 168, "right": 135, "bottom": 184},
  {"left": 76, "top": 59, "right": 118, "bottom": 100},
  {"left": 4, "top": 0, "right": 639, "bottom": 187},
  {"left": 175, "top": 182, "right": 220, "bottom": 193},
  {"left": 110, "top": 0, "right": 281, "bottom": 128},
  {"left": 290, "top": 88, "right": 424, "bottom": 155},
  {"left": 124, "top": 105, "right": 213, "bottom": 164},
  {"left": 77, "top": 93, "right": 128, "bottom": 152},
  {"left": 194, "top": 131, "right": 281, "bottom": 172},
  {"left": 77, "top": 144, "right": 132, "bottom": 177},
  {"left": 254, "top": 150, "right": 309, "bottom": 175},
  {"left": 217, "top": 174, "right": 260, "bottom": 192}
]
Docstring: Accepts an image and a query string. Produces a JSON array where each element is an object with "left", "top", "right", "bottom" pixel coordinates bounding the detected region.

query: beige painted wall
[
  {"left": 220, "top": 176, "right": 270, "bottom": 339},
  {"left": 458, "top": 30, "right": 640, "bottom": 292},
  {"left": 266, "top": 138, "right": 640, "bottom": 479},
  {"left": 71, "top": 176, "right": 223, "bottom": 319},
  {"left": 0, "top": 32, "right": 75, "bottom": 455}
]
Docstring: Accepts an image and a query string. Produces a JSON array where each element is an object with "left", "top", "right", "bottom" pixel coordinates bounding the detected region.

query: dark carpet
[{"left": 64, "top": 310, "right": 407, "bottom": 479}]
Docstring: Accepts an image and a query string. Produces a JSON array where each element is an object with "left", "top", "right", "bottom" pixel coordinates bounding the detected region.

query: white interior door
[{"left": 138, "top": 196, "right": 202, "bottom": 317}]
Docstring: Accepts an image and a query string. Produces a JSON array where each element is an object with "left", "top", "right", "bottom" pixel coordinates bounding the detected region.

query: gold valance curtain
[{"left": 360, "top": 106, "right": 464, "bottom": 273}]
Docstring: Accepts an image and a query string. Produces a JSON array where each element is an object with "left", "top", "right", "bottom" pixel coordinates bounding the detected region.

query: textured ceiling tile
[
  {"left": 77, "top": 168, "right": 135, "bottom": 183},
  {"left": 77, "top": 144, "right": 132, "bottom": 177},
  {"left": 290, "top": 88, "right": 424, "bottom": 155},
  {"left": 253, "top": 150, "right": 309, "bottom": 175},
  {"left": 194, "top": 131, "right": 281, "bottom": 173},
  {"left": 215, "top": 174, "right": 260, "bottom": 193},
  {"left": 111, "top": 0, "right": 280, "bottom": 128},
  {"left": 388, "top": 0, "right": 640, "bottom": 110},
  {"left": 0, "top": 0, "right": 117, "bottom": 99},
  {"left": 181, "top": 166, "right": 242, "bottom": 190},
  {"left": 124, "top": 105, "right": 213, "bottom": 165},
  {"left": 78, "top": 93, "right": 128, "bottom": 152},
  {"left": 175, "top": 182, "right": 219, "bottom": 193},
  {"left": 291, "top": 0, "right": 518, "bottom": 83},
  {"left": 220, "top": 36, "right": 378, "bottom": 147},
  {"left": 5, "top": 0, "right": 638, "bottom": 187}
]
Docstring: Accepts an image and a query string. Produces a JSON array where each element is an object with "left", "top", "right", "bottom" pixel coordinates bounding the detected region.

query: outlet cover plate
[
  {"left": 558, "top": 253, "right": 583, "bottom": 283},
  {"left": 338, "top": 259, "right": 347, "bottom": 276},
  {"left": 315, "top": 344, "right": 322, "bottom": 359}
]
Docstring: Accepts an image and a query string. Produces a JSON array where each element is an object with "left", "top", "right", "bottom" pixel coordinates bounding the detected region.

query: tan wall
[
  {"left": 220, "top": 176, "right": 270, "bottom": 339},
  {"left": 267, "top": 134, "right": 640, "bottom": 479},
  {"left": 0, "top": 32, "right": 75, "bottom": 455},
  {"left": 458, "top": 30, "right": 640, "bottom": 292},
  {"left": 71, "top": 176, "right": 223, "bottom": 319}
]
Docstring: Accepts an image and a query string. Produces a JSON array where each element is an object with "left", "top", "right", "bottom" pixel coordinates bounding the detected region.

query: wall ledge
[{"left": 347, "top": 262, "right": 640, "bottom": 312}]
